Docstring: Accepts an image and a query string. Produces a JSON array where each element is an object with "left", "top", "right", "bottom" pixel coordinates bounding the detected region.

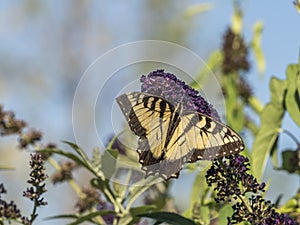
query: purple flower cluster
[
  {"left": 23, "top": 153, "right": 48, "bottom": 207},
  {"left": 230, "top": 195, "right": 298, "bottom": 225},
  {"left": 206, "top": 154, "right": 265, "bottom": 203},
  {"left": 264, "top": 212, "right": 299, "bottom": 225},
  {"left": 140, "top": 69, "right": 221, "bottom": 121},
  {"left": 1, "top": 154, "right": 47, "bottom": 224},
  {"left": 206, "top": 155, "right": 299, "bottom": 224},
  {"left": 0, "top": 184, "right": 22, "bottom": 220}
]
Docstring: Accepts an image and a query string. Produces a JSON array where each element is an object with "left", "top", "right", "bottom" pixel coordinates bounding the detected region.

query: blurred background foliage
[{"left": 0, "top": 0, "right": 300, "bottom": 224}]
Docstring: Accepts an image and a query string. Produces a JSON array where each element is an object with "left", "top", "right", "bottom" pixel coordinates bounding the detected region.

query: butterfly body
[{"left": 116, "top": 92, "right": 244, "bottom": 180}]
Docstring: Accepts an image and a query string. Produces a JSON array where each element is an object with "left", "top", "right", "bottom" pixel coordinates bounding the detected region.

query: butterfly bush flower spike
[
  {"left": 206, "top": 155, "right": 299, "bottom": 224},
  {"left": 140, "top": 69, "right": 221, "bottom": 121}
]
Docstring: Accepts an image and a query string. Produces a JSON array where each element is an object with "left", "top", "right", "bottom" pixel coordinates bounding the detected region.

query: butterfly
[{"left": 116, "top": 92, "right": 244, "bottom": 180}]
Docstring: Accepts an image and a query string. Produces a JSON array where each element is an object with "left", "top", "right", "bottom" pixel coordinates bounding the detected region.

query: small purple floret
[{"left": 140, "top": 69, "right": 221, "bottom": 121}]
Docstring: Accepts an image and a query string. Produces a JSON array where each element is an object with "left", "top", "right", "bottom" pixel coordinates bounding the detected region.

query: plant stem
[
  {"left": 248, "top": 96, "right": 263, "bottom": 114},
  {"left": 282, "top": 129, "right": 300, "bottom": 145},
  {"left": 237, "top": 194, "right": 253, "bottom": 214}
]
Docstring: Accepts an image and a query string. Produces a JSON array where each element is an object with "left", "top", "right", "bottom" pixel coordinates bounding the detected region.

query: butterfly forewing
[{"left": 116, "top": 92, "right": 175, "bottom": 159}]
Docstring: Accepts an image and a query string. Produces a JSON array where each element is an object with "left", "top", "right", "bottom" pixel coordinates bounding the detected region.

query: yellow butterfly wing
[
  {"left": 117, "top": 92, "right": 244, "bottom": 180},
  {"left": 116, "top": 92, "right": 178, "bottom": 174},
  {"left": 165, "top": 111, "right": 244, "bottom": 163}
]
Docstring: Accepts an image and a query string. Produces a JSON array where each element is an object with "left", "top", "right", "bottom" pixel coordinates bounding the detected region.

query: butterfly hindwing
[{"left": 165, "top": 111, "right": 244, "bottom": 163}]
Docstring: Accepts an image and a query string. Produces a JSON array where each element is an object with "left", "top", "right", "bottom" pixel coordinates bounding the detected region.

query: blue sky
[{"left": 0, "top": 1, "right": 299, "bottom": 224}]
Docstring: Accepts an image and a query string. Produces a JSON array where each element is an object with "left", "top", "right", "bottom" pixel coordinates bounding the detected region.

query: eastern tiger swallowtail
[{"left": 116, "top": 92, "right": 244, "bottom": 180}]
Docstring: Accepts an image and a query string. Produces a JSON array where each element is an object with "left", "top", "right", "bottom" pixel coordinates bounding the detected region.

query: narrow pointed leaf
[
  {"left": 184, "top": 3, "right": 214, "bottom": 18},
  {"left": 130, "top": 205, "right": 156, "bottom": 216},
  {"left": 285, "top": 64, "right": 300, "bottom": 126},
  {"left": 252, "top": 21, "right": 265, "bottom": 74},
  {"left": 45, "top": 211, "right": 114, "bottom": 225},
  {"left": 37, "top": 149, "right": 86, "bottom": 167},
  {"left": 45, "top": 214, "right": 79, "bottom": 220},
  {"left": 62, "top": 141, "right": 90, "bottom": 164},
  {"left": 231, "top": 3, "right": 243, "bottom": 34},
  {"left": 137, "top": 212, "right": 196, "bottom": 225},
  {"left": 100, "top": 149, "right": 118, "bottom": 178},
  {"left": 67, "top": 210, "right": 114, "bottom": 225}
]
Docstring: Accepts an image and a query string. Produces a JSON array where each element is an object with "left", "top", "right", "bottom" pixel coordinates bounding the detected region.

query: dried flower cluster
[
  {"left": 75, "top": 186, "right": 102, "bottom": 213},
  {"left": 222, "top": 28, "right": 250, "bottom": 74},
  {"left": 0, "top": 105, "right": 26, "bottom": 136},
  {"left": 237, "top": 77, "right": 253, "bottom": 102},
  {"left": 51, "top": 161, "right": 78, "bottom": 184},
  {"left": 0, "top": 105, "right": 43, "bottom": 149},
  {"left": 19, "top": 129, "right": 42, "bottom": 149}
]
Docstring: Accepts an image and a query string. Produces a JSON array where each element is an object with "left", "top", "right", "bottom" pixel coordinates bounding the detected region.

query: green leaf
[
  {"left": 130, "top": 205, "right": 157, "bottom": 216},
  {"left": 37, "top": 148, "right": 88, "bottom": 169},
  {"left": 218, "top": 205, "right": 233, "bottom": 225},
  {"left": 252, "top": 21, "right": 265, "bottom": 74},
  {"left": 184, "top": 3, "right": 214, "bottom": 18},
  {"left": 270, "top": 136, "right": 279, "bottom": 169},
  {"left": 285, "top": 64, "right": 300, "bottom": 126},
  {"left": 190, "top": 50, "right": 223, "bottom": 90},
  {"left": 39, "top": 144, "right": 106, "bottom": 179},
  {"left": 251, "top": 77, "right": 286, "bottom": 181},
  {"left": 137, "top": 212, "right": 196, "bottom": 225},
  {"left": 222, "top": 74, "right": 244, "bottom": 131},
  {"left": 91, "top": 147, "right": 102, "bottom": 173},
  {"left": 67, "top": 211, "right": 114, "bottom": 225},
  {"left": 63, "top": 141, "right": 91, "bottom": 164},
  {"left": 231, "top": 2, "right": 243, "bottom": 34},
  {"left": 46, "top": 211, "right": 114, "bottom": 225},
  {"left": 280, "top": 198, "right": 298, "bottom": 214},
  {"left": 106, "top": 135, "right": 118, "bottom": 150},
  {"left": 198, "top": 206, "right": 209, "bottom": 224},
  {"left": 100, "top": 149, "right": 118, "bottom": 178},
  {"left": 45, "top": 214, "right": 79, "bottom": 220},
  {"left": 297, "top": 70, "right": 300, "bottom": 97}
]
